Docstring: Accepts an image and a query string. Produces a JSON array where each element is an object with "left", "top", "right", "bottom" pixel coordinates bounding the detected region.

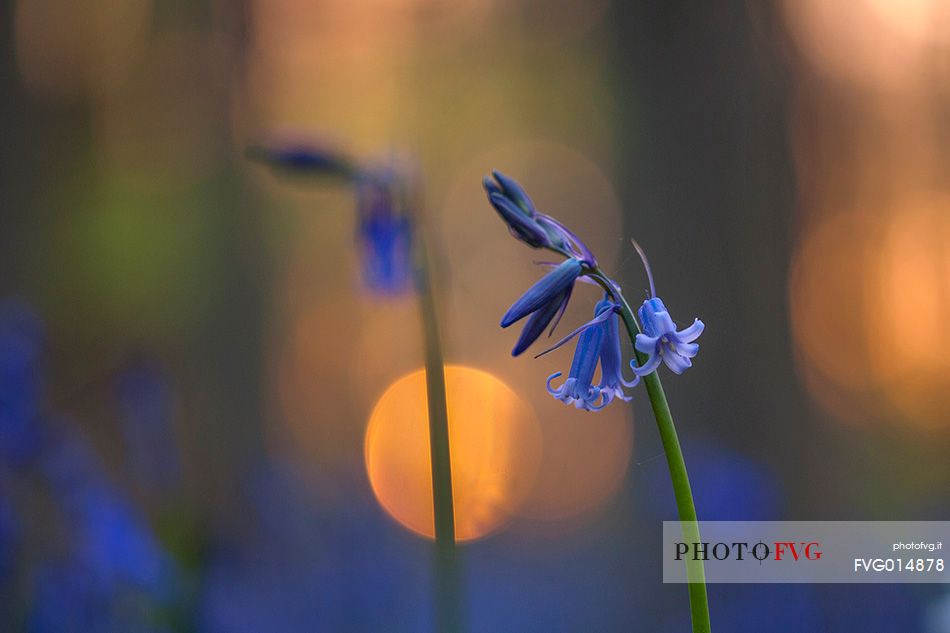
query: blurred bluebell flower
[
  {"left": 632, "top": 297, "right": 704, "bottom": 376},
  {"left": 116, "top": 357, "right": 180, "bottom": 496},
  {"left": 484, "top": 171, "right": 597, "bottom": 267},
  {"left": 246, "top": 143, "right": 354, "bottom": 179},
  {"left": 501, "top": 258, "right": 583, "bottom": 356},
  {"left": 41, "top": 427, "right": 178, "bottom": 600},
  {"left": 0, "top": 299, "right": 45, "bottom": 467},
  {"left": 248, "top": 140, "right": 418, "bottom": 296},
  {"left": 355, "top": 171, "right": 415, "bottom": 296},
  {"left": 543, "top": 298, "right": 638, "bottom": 411}
]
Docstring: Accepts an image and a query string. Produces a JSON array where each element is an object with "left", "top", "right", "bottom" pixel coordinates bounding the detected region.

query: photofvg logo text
[
  {"left": 662, "top": 521, "right": 949, "bottom": 583},
  {"left": 674, "top": 541, "right": 822, "bottom": 562}
]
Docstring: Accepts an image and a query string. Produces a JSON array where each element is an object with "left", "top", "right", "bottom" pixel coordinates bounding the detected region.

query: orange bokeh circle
[{"left": 365, "top": 365, "right": 541, "bottom": 542}]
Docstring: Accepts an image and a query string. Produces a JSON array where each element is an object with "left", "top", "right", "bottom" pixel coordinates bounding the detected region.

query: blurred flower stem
[
  {"left": 415, "top": 226, "right": 462, "bottom": 633},
  {"left": 592, "top": 269, "right": 710, "bottom": 633}
]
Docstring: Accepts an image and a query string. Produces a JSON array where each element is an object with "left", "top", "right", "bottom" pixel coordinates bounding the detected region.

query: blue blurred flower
[
  {"left": 501, "top": 258, "right": 583, "bottom": 356},
  {"left": 632, "top": 297, "right": 704, "bottom": 376},
  {"left": 248, "top": 141, "right": 418, "bottom": 296},
  {"left": 40, "top": 427, "right": 177, "bottom": 600},
  {"left": 246, "top": 143, "right": 354, "bottom": 178},
  {"left": 355, "top": 172, "right": 415, "bottom": 296},
  {"left": 116, "top": 357, "right": 180, "bottom": 495},
  {"left": 0, "top": 299, "right": 44, "bottom": 466},
  {"left": 543, "top": 298, "right": 638, "bottom": 411}
]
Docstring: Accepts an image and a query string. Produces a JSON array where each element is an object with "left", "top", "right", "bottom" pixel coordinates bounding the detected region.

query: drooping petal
[
  {"left": 575, "top": 388, "right": 609, "bottom": 411},
  {"left": 674, "top": 319, "right": 705, "bottom": 343},
  {"left": 631, "top": 351, "right": 662, "bottom": 377},
  {"left": 598, "top": 306, "right": 639, "bottom": 395},
  {"left": 512, "top": 289, "right": 568, "bottom": 356},
  {"left": 672, "top": 341, "right": 699, "bottom": 358},
  {"left": 491, "top": 169, "right": 536, "bottom": 216},
  {"left": 501, "top": 258, "right": 582, "bottom": 327},
  {"left": 663, "top": 350, "right": 693, "bottom": 375},
  {"left": 488, "top": 193, "right": 548, "bottom": 248}
]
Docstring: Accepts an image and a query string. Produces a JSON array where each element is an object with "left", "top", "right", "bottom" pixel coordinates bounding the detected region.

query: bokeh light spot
[{"left": 365, "top": 366, "right": 541, "bottom": 542}]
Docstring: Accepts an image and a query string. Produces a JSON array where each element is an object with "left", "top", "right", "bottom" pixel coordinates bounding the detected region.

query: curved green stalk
[
  {"left": 415, "top": 228, "right": 462, "bottom": 633},
  {"left": 592, "top": 269, "right": 711, "bottom": 633}
]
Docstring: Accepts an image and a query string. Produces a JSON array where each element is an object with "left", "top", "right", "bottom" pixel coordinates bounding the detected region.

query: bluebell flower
[
  {"left": 484, "top": 173, "right": 549, "bottom": 249},
  {"left": 546, "top": 312, "right": 607, "bottom": 411},
  {"left": 623, "top": 239, "right": 704, "bottom": 377},
  {"left": 484, "top": 171, "right": 597, "bottom": 267},
  {"left": 246, "top": 143, "right": 354, "bottom": 179},
  {"left": 485, "top": 188, "right": 549, "bottom": 249},
  {"left": 248, "top": 142, "right": 418, "bottom": 296},
  {"left": 632, "top": 297, "right": 704, "bottom": 376},
  {"left": 40, "top": 427, "right": 177, "bottom": 600},
  {"left": 595, "top": 298, "right": 640, "bottom": 402},
  {"left": 355, "top": 171, "right": 415, "bottom": 296},
  {"left": 501, "top": 258, "right": 583, "bottom": 356},
  {"left": 543, "top": 298, "right": 639, "bottom": 411}
]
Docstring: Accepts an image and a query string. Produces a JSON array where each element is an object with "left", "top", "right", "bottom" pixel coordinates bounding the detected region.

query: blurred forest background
[{"left": 1, "top": 1, "right": 950, "bottom": 631}]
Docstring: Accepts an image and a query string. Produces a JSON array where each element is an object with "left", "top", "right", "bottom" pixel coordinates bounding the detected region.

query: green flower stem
[
  {"left": 594, "top": 270, "right": 711, "bottom": 633},
  {"left": 415, "top": 228, "right": 462, "bottom": 633}
]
